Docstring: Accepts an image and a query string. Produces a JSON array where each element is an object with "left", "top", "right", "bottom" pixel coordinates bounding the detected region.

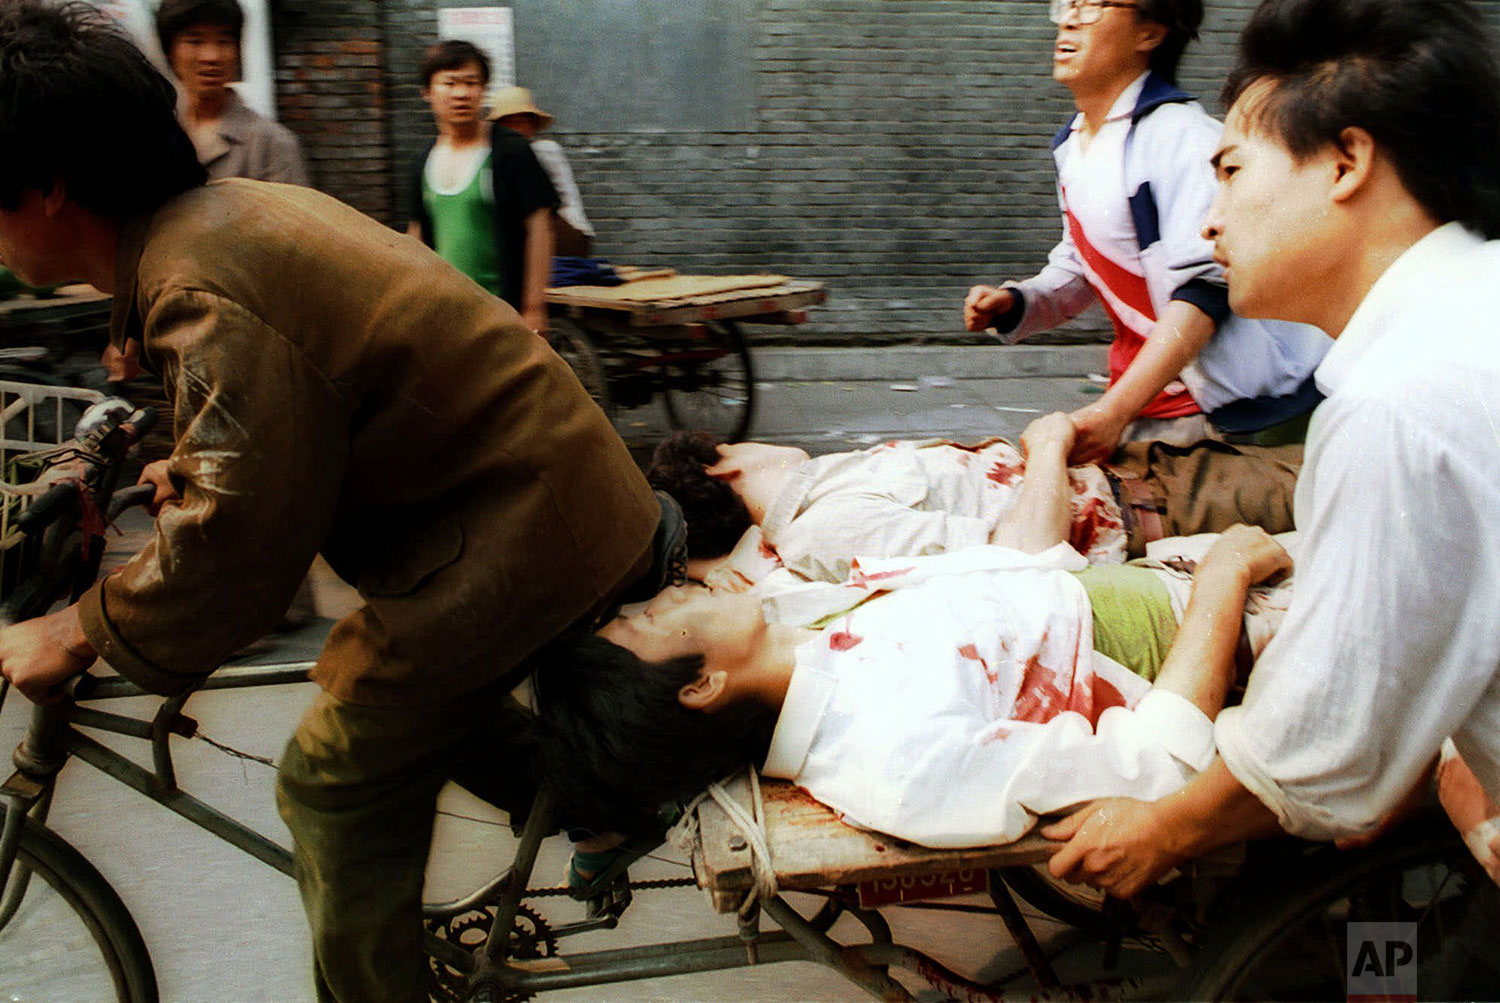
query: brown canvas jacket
[{"left": 78, "top": 179, "right": 657, "bottom": 705}]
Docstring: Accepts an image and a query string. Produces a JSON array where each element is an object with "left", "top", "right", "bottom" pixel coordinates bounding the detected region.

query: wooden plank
[
  {"left": 693, "top": 777, "right": 1056, "bottom": 913},
  {"left": 628, "top": 284, "right": 825, "bottom": 327},
  {"left": 546, "top": 273, "right": 791, "bottom": 310},
  {"left": 613, "top": 265, "right": 677, "bottom": 283}
]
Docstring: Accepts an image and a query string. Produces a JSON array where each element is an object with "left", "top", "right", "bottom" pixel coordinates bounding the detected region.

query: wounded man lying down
[{"left": 537, "top": 416, "right": 1294, "bottom": 847}]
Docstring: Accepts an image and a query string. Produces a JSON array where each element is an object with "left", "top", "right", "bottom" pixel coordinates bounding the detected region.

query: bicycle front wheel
[{"left": 0, "top": 805, "right": 158, "bottom": 1002}]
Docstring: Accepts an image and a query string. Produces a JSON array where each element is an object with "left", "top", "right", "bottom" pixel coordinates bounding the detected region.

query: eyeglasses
[{"left": 1049, "top": 0, "right": 1141, "bottom": 25}]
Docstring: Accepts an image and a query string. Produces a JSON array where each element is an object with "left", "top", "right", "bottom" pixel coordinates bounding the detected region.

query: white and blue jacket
[{"left": 993, "top": 73, "right": 1330, "bottom": 431}]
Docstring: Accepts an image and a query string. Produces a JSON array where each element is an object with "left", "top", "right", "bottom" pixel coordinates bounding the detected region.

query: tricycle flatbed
[{"left": 692, "top": 774, "right": 1054, "bottom": 914}]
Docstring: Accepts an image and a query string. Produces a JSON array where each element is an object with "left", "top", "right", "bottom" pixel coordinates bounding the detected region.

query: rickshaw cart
[{"left": 546, "top": 269, "right": 827, "bottom": 442}]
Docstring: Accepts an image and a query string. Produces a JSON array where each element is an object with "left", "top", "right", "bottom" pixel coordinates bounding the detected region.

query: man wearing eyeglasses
[{"left": 964, "top": 0, "right": 1329, "bottom": 466}]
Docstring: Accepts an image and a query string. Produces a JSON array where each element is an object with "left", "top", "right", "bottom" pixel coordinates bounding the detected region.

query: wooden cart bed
[
  {"left": 690, "top": 774, "right": 1057, "bottom": 914},
  {"left": 547, "top": 270, "right": 826, "bottom": 327}
]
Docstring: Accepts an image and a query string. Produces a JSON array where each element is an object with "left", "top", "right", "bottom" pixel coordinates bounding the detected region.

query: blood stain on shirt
[
  {"left": 958, "top": 643, "right": 999, "bottom": 685},
  {"left": 1086, "top": 674, "right": 1128, "bottom": 723},
  {"left": 1069, "top": 495, "right": 1110, "bottom": 555},
  {"left": 828, "top": 629, "right": 863, "bottom": 651},
  {"left": 986, "top": 462, "right": 1017, "bottom": 486},
  {"left": 758, "top": 538, "right": 779, "bottom": 560},
  {"left": 1013, "top": 655, "right": 1069, "bottom": 724},
  {"left": 850, "top": 563, "right": 913, "bottom": 588}
]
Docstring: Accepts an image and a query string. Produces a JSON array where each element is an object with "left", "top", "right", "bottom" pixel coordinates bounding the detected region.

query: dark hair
[
  {"left": 1137, "top": 0, "right": 1202, "bottom": 84},
  {"left": 0, "top": 2, "right": 206, "bottom": 217},
  {"left": 419, "top": 39, "right": 490, "bottom": 88},
  {"left": 1224, "top": 0, "right": 1500, "bottom": 238},
  {"left": 154, "top": 0, "right": 243, "bottom": 56},
  {"left": 646, "top": 431, "right": 751, "bottom": 560},
  {"left": 534, "top": 632, "right": 778, "bottom": 834}
]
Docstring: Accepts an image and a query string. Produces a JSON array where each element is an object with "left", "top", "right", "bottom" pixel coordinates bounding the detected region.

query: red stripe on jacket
[{"left": 1063, "top": 199, "right": 1201, "bottom": 419}]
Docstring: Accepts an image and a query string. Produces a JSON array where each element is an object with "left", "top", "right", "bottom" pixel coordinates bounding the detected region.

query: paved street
[{"left": 1, "top": 342, "right": 1158, "bottom": 1003}]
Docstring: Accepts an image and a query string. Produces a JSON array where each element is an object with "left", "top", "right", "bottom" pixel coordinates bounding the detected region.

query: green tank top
[
  {"left": 421, "top": 150, "right": 501, "bottom": 296},
  {"left": 1075, "top": 564, "right": 1178, "bottom": 682}
]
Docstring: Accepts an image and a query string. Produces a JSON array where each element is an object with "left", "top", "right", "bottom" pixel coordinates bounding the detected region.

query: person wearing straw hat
[
  {"left": 409, "top": 41, "right": 558, "bottom": 333},
  {"left": 490, "top": 85, "right": 597, "bottom": 258}
]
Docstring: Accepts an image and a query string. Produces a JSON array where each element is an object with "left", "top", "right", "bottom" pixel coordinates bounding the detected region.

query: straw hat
[{"left": 488, "top": 86, "right": 553, "bottom": 129}]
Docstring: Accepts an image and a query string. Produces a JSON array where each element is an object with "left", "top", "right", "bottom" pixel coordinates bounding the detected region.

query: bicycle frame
[{"left": 3, "top": 661, "right": 988, "bottom": 1002}]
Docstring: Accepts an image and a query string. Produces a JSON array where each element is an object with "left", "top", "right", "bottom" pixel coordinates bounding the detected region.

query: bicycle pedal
[{"left": 584, "top": 875, "right": 633, "bottom": 923}]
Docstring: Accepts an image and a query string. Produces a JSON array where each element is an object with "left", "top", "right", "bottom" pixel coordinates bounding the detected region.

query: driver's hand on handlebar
[
  {"left": 137, "top": 460, "right": 180, "bottom": 517},
  {"left": 0, "top": 605, "right": 96, "bottom": 704}
]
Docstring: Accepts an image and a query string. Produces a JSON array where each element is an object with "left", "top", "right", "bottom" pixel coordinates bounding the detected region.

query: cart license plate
[{"left": 856, "top": 869, "right": 986, "bottom": 908}]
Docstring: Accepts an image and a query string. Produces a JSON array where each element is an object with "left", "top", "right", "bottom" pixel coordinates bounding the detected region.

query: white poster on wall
[
  {"left": 84, "top": 0, "right": 279, "bottom": 120},
  {"left": 436, "top": 6, "right": 516, "bottom": 96}
]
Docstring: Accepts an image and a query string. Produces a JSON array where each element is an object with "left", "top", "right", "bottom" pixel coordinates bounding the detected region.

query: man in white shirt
[
  {"left": 964, "top": 0, "right": 1329, "bottom": 462},
  {"left": 1047, "top": 0, "right": 1500, "bottom": 899}
]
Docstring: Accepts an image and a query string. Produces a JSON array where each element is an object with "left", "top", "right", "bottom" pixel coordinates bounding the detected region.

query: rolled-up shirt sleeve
[
  {"left": 77, "top": 288, "right": 347, "bottom": 694},
  {"left": 1215, "top": 396, "right": 1498, "bottom": 839}
]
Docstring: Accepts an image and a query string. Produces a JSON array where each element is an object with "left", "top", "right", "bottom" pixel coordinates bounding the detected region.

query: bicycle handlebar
[
  {"left": 13, "top": 481, "right": 80, "bottom": 536},
  {"left": 105, "top": 483, "right": 157, "bottom": 523}
]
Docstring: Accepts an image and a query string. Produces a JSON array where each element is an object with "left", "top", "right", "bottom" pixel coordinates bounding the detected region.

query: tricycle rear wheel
[
  {"left": 548, "top": 318, "right": 615, "bottom": 422},
  {"left": 659, "top": 320, "right": 755, "bottom": 442}
]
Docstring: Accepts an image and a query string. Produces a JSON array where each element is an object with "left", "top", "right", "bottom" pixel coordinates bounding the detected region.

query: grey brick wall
[{"left": 275, "top": 1, "right": 1500, "bottom": 342}]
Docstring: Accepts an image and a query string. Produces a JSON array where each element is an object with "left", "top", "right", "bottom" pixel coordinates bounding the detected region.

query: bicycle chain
[{"left": 524, "top": 875, "right": 697, "bottom": 898}]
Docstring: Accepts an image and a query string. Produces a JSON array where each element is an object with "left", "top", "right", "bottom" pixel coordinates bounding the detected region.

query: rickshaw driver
[
  {"left": 1046, "top": 0, "right": 1500, "bottom": 897},
  {"left": 0, "top": 5, "right": 659, "bottom": 1002}
]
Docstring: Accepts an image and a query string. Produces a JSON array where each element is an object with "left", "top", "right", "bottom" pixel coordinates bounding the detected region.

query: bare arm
[
  {"left": 406, "top": 220, "right": 423, "bottom": 241},
  {"left": 521, "top": 208, "right": 554, "bottom": 335},
  {"left": 1042, "top": 526, "right": 1292, "bottom": 895},
  {"left": 1150, "top": 526, "right": 1290, "bottom": 718},
  {"left": 1068, "top": 299, "right": 1215, "bottom": 464},
  {"left": 989, "top": 413, "right": 1074, "bottom": 553},
  {"left": 1043, "top": 758, "right": 1281, "bottom": 897}
]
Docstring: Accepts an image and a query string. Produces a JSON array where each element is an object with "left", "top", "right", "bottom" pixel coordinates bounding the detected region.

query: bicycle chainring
[{"left": 425, "top": 902, "right": 557, "bottom": 1003}]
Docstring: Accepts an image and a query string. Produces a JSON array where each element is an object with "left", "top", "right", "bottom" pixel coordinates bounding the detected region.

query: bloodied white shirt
[
  {"left": 760, "top": 437, "right": 1127, "bottom": 585},
  {"left": 759, "top": 548, "right": 1214, "bottom": 848}
]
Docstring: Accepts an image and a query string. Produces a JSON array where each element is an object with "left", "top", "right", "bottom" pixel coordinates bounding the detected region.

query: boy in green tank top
[{"left": 408, "top": 40, "right": 558, "bottom": 333}]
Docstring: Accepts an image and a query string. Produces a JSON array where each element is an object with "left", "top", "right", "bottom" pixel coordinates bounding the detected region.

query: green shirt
[
  {"left": 421, "top": 150, "right": 501, "bottom": 296},
  {"left": 1076, "top": 563, "right": 1178, "bottom": 682}
]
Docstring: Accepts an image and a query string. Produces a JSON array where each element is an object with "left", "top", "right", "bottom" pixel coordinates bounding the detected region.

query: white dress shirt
[
  {"left": 761, "top": 438, "right": 1125, "bottom": 585},
  {"left": 761, "top": 549, "right": 1215, "bottom": 848},
  {"left": 1215, "top": 223, "right": 1500, "bottom": 839}
]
